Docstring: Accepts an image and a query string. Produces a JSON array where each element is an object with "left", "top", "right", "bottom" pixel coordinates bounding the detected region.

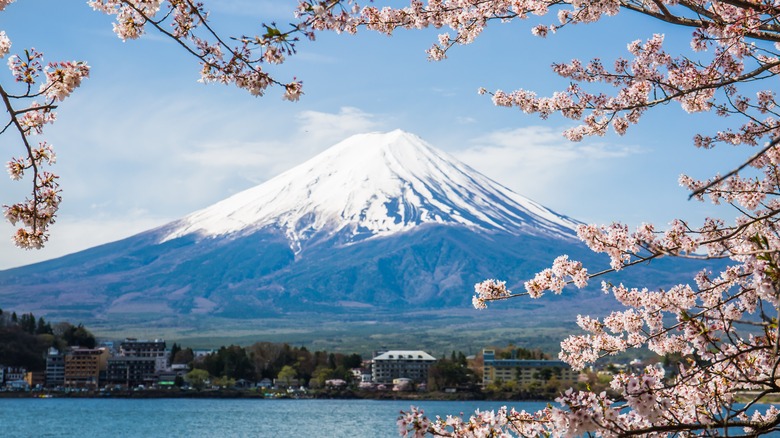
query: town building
[
  {"left": 45, "top": 347, "right": 65, "bottom": 387},
  {"left": 4, "top": 366, "right": 26, "bottom": 383},
  {"left": 64, "top": 347, "right": 108, "bottom": 389},
  {"left": 25, "top": 371, "right": 45, "bottom": 388},
  {"left": 106, "top": 357, "right": 157, "bottom": 388},
  {"left": 118, "top": 338, "right": 168, "bottom": 373},
  {"left": 481, "top": 349, "right": 579, "bottom": 387},
  {"left": 371, "top": 350, "right": 436, "bottom": 384}
]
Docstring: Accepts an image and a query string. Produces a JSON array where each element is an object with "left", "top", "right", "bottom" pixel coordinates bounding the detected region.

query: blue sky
[{"left": 0, "top": 1, "right": 748, "bottom": 269}]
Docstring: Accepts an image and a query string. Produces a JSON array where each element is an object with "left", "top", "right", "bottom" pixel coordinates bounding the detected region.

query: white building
[{"left": 371, "top": 350, "right": 436, "bottom": 384}]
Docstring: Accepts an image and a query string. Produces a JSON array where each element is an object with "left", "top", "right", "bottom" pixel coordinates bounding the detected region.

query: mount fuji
[{"left": 0, "top": 130, "right": 692, "bottom": 346}]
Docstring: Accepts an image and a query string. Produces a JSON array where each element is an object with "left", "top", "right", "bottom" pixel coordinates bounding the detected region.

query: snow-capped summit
[
  {"left": 162, "top": 129, "right": 578, "bottom": 250},
  {"left": 0, "top": 130, "right": 699, "bottom": 334}
]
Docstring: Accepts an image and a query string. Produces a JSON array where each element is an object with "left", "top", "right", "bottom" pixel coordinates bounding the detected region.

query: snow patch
[{"left": 162, "top": 129, "right": 579, "bottom": 247}]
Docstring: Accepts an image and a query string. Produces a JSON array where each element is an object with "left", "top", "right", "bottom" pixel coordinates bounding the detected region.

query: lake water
[
  {"left": 0, "top": 398, "right": 549, "bottom": 437},
  {"left": 4, "top": 398, "right": 778, "bottom": 437}
]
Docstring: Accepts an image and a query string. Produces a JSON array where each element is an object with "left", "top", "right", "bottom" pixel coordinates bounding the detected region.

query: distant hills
[{"left": 0, "top": 130, "right": 707, "bottom": 352}]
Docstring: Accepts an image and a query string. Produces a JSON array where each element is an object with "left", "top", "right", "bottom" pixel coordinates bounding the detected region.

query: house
[
  {"left": 5, "top": 379, "right": 29, "bottom": 391},
  {"left": 273, "top": 378, "right": 300, "bottom": 388},
  {"left": 156, "top": 371, "right": 179, "bottom": 387},
  {"left": 392, "top": 377, "right": 414, "bottom": 391},
  {"left": 371, "top": 350, "right": 436, "bottom": 384},
  {"left": 25, "top": 371, "right": 45, "bottom": 388},
  {"left": 234, "top": 379, "right": 253, "bottom": 389},
  {"left": 4, "top": 366, "right": 26, "bottom": 383},
  {"left": 481, "top": 349, "right": 580, "bottom": 387}
]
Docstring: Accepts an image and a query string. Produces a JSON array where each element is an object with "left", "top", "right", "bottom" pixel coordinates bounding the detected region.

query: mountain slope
[{"left": 0, "top": 130, "right": 705, "bottom": 343}]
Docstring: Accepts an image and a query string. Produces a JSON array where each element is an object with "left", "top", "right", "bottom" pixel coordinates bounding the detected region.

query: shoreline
[{"left": 0, "top": 388, "right": 551, "bottom": 402}]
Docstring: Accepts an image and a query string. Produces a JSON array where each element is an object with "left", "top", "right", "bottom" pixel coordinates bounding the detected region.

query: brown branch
[
  {"left": 0, "top": 83, "right": 41, "bottom": 233},
  {"left": 689, "top": 136, "right": 780, "bottom": 199}
]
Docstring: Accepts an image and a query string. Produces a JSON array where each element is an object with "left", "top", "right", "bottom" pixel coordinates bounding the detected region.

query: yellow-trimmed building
[
  {"left": 64, "top": 347, "right": 108, "bottom": 389},
  {"left": 482, "top": 349, "right": 579, "bottom": 387}
]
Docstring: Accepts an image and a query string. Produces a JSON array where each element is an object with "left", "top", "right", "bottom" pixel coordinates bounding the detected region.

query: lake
[
  {"left": 0, "top": 398, "right": 550, "bottom": 437},
  {"left": 5, "top": 398, "right": 778, "bottom": 437}
]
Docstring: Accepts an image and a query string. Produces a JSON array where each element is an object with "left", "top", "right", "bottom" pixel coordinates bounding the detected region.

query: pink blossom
[{"left": 0, "top": 31, "right": 10, "bottom": 58}]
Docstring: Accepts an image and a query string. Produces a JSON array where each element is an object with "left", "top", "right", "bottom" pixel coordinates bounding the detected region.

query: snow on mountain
[{"left": 162, "top": 129, "right": 579, "bottom": 251}]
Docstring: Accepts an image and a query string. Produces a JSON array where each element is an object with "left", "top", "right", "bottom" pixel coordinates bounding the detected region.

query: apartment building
[
  {"left": 371, "top": 350, "right": 436, "bottom": 384},
  {"left": 64, "top": 347, "right": 108, "bottom": 389},
  {"left": 482, "top": 349, "right": 579, "bottom": 387}
]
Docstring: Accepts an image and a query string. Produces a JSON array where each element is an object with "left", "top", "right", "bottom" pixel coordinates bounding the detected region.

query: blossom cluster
[
  {"left": 472, "top": 279, "right": 511, "bottom": 309},
  {"left": 87, "top": 0, "right": 303, "bottom": 99},
  {"left": 40, "top": 61, "right": 90, "bottom": 101},
  {"left": 2, "top": 0, "right": 321, "bottom": 249},
  {"left": 524, "top": 255, "right": 588, "bottom": 297},
  {"left": 341, "top": 0, "right": 780, "bottom": 436},
  {"left": 0, "top": 31, "right": 79, "bottom": 248}
]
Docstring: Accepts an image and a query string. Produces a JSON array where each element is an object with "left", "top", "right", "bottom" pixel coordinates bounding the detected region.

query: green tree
[
  {"left": 201, "top": 345, "right": 255, "bottom": 380},
  {"left": 428, "top": 359, "right": 477, "bottom": 391},
  {"left": 61, "top": 323, "right": 96, "bottom": 348},
  {"left": 169, "top": 343, "right": 181, "bottom": 365},
  {"left": 18, "top": 312, "right": 36, "bottom": 334},
  {"left": 0, "top": 325, "right": 46, "bottom": 371},
  {"left": 185, "top": 369, "right": 209, "bottom": 391},
  {"left": 342, "top": 353, "right": 362, "bottom": 369},
  {"left": 35, "top": 316, "right": 52, "bottom": 335},
  {"left": 326, "top": 352, "right": 336, "bottom": 369},
  {"left": 277, "top": 365, "right": 297, "bottom": 387},
  {"left": 532, "top": 367, "right": 562, "bottom": 382},
  {"left": 212, "top": 376, "right": 236, "bottom": 389},
  {"left": 172, "top": 347, "right": 194, "bottom": 366},
  {"left": 310, "top": 365, "right": 334, "bottom": 389}
]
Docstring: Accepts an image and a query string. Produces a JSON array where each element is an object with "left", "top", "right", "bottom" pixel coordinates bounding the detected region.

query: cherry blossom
[
  {"left": 4, "top": 1, "right": 780, "bottom": 436},
  {"left": 267, "top": 1, "right": 780, "bottom": 437},
  {"left": 1, "top": 0, "right": 305, "bottom": 248}
]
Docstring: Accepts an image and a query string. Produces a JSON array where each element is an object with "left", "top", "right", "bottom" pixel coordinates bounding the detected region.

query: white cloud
[
  {"left": 0, "top": 214, "right": 169, "bottom": 270},
  {"left": 0, "top": 105, "right": 387, "bottom": 270},
  {"left": 456, "top": 116, "right": 477, "bottom": 124},
  {"left": 181, "top": 106, "right": 384, "bottom": 178},
  {"left": 454, "top": 126, "right": 643, "bottom": 215},
  {"left": 296, "top": 107, "right": 381, "bottom": 146}
]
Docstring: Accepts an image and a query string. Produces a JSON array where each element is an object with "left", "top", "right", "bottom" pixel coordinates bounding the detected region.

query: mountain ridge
[
  {"left": 161, "top": 129, "right": 580, "bottom": 251},
  {"left": 0, "top": 130, "right": 705, "bottom": 347}
]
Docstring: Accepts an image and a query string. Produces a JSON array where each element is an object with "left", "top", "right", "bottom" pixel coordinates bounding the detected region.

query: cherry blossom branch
[{"left": 690, "top": 136, "right": 780, "bottom": 200}]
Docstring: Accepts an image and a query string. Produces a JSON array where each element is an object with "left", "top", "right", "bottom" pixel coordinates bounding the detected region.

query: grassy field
[{"left": 86, "top": 307, "right": 592, "bottom": 357}]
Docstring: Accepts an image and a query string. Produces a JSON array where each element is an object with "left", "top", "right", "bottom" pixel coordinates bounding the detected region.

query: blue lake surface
[
  {"left": 0, "top": 398, "right": 550, "bottom": 437},
  {"left": 4, "top": 398, "right": 778, "bottom": 437}
]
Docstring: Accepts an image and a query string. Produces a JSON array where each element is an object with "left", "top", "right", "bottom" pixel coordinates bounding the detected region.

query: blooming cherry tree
[
  {"left": 279, "top": 0, "right": 780, "bottom": 436},
  {"left": 5, "top": 0, "right": 780, "bottom": 435},
  {"left": 1, "top": 0, "right": 303, "bottom": 248}
]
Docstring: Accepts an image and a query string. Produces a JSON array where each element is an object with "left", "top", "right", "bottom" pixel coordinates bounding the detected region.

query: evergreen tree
[
  {"left": 35, "top": 316, "right": 52, "bottom": 335},
  {"left": 169, "top": 343, "right": 181, "bottom": 365},
  {"left": 62, "top": 323, "right": 96, "bottom": 348}
]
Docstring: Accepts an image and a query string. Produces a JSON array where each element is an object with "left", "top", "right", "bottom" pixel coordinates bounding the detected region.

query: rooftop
[{"left": 373, "top": 350, "right": 436, "bottom": 361}]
